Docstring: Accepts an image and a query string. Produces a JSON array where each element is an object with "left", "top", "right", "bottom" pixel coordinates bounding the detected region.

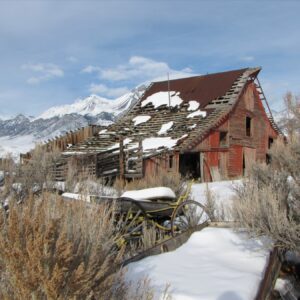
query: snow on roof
[
  {"left": 126, "top": 227, "right": 270, "bottom": 300},
  {"left": 132, "top": 115, "right": 151, "bottom": 126},
  {"left": 188, "top": 124, "right": 197, "bottom": 130},
  {"left": 142, "top": 137, "right": 179, "bottom": 151},
  {"left": 187, "top": 100, "right": 200, "bottom": 111},
  {"left": 107, "top": 138, "right": 132, "bottom": 151},
  {"left": 141, "top": 91, "right": 183, "bottom": 109},
  {"left": 99, "top": 129, "right": 108, "bottom": 134},
  {"left": 121, "top": 187, "right": 176, "bottom": 201},
  {"left": 158, "top": 121, "right": 174, "bottom": 135},
  {"left": 187, "top": 109, "right": 207, "bottom": 119}
]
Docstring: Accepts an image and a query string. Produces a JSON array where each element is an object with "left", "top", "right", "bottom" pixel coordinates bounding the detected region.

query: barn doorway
[{"left": 179, "top": 152, "right": 200, "bottom": 179}]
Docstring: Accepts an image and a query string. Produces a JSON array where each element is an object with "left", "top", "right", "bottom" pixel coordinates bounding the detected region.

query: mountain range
[{"left": 0, "top": 84, "right": 147, "bottom": 158}]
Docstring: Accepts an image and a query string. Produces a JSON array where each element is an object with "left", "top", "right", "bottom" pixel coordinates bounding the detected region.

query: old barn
[{"left": 42, "top": 67, "right": 280, "bottom": 182}]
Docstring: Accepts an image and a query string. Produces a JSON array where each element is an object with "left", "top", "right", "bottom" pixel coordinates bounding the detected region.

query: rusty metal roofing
[{"left": 141, "top": 68, "right": 249, "bottom": 108}]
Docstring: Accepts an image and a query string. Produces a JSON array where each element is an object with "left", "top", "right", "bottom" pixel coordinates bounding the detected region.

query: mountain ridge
[{"left": 0, "top": 84, "right": 147, "bottom": 158}]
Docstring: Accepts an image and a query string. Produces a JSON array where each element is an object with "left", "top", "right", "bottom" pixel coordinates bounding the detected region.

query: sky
[{"left": 0, "top": 0, "right": 299, "bottom": 118}]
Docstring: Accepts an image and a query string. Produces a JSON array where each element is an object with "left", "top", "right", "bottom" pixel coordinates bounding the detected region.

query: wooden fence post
[{"left": 119, "top": 136, "right": 125, "bottom": 187}]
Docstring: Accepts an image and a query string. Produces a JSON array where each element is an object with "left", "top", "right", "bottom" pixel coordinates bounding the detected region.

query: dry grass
[{"left": 204, "top": 184, "right": 217, "bottom": 222}]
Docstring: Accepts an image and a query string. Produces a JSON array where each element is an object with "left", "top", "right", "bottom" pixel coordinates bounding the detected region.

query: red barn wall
[
  {"left": 191, "top": 82, "right": 278, "bottom": 181},
  {"left": 142, "top": 82, "right": 279, "bottom": 182},
  {"left": 227, "top": 82, "right": 278, "bottom": 178},
  {"left": 143, "top": 152, "right": 179, "bottom": 179}
]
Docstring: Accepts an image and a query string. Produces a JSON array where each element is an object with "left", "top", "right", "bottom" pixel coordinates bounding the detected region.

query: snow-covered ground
[
  {"left": 126, "top": 180, "right": 270, "bottom": 299},
  {"left": 190, "top": 180, "right": 241, "bottom": 219},
  {"left": 126, "top": 227, "right": 270, "bottom": 300}
]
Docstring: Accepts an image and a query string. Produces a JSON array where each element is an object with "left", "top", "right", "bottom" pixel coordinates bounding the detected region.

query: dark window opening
[
  {"left": 268, "top": 137, "right": 274, "bottom": 149},
  {"left": 246, "top": 116, "right": 252, "bottom": 137},
  {"left": 220, "top": 131, "right": 228, "bottom": 146},
  {"left": 266, "top": 153, "right": 272, "bottom": 165},
  {"left": 243, "top": 153, "right": 246, "bottom": 176},
  {"left": 179, "top": 152, "right": 200, "bottom": 179},
  {"left": 169, "top": 155, "right": 173, "bottom": 169}
]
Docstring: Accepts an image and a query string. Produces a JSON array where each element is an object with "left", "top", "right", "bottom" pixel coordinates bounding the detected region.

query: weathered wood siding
[
  {"left": 190, "top": 82, "right": 278, "bottom": 181},
  {"left": 143, "top": 152, "right": 179, "bottom": 179},
  {"left": 21, "top": 125, "right": 103, "bottom": 162},
  {"left": 227, "top": 82, "right": 278, "bottom": 178}
]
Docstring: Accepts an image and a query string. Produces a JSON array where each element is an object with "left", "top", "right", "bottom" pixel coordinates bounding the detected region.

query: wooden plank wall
[
  {"left": 143, "top": 152, "right": 179, "bottom": 179},
  {"left": 21, "top": 125, "right": 103, "bottom": 162},
  {"left": 187, "top": 82, "right": 279, "bottom": 181},
  {"left": 225, "top": 82, "right": 279, "bottom": 178}
]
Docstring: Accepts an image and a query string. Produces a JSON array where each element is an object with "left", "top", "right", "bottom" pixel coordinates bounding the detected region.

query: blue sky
[{"left": 0, "top": 0, "right": 299, "bottom": 118}]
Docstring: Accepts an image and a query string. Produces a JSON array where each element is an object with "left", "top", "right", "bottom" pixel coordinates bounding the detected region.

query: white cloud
[
  {"left": 89, "top": 83, "right": 129, "bottom": 98},
  {"left": 83, "top": 56, "right": 196, "bottom": 99},
  {"left": 82, "top": 56, "right": 195, "bottom": 82},
  {"left": 81, "top": 65, "right": 101, "bottom": 73},
  {"left": 22, "top": 63, "right": 64, "bottom": 84}
]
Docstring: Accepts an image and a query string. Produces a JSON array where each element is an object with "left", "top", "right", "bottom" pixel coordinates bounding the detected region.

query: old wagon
[{"left": 89, "top": 182, "right": 209, "bottom": 245}]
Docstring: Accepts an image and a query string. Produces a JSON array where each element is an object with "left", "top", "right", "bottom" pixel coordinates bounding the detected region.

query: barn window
[
  {"left": 266, "top": 153, "right": 271, "bottom": 164},
  {"left": 246, "top": 116, "right": 252, "bottom": 137},
  {"left": 220, "top": 131, "right": 228, "bottom": 146},
  {"left": 169, "top": 155, "right": 174, "bottom": 169},
  {"left": 268, "top": 137, "right": 274, "bottom": 149}
]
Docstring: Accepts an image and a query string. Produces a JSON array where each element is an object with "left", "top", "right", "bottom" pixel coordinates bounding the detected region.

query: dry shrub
[
  {"left": 116, "top": 169, "right": 184, "bottom": 197},
  {"left": 0, "top": 193, "right": 155, "bottom": 299},
  {"left": 204, "top": 185, "right": 229, "bottom": 222},
  {"left": 0, "top": 155, "right": 16, "bottom": 204},
  {"left": 232, "top": 139, "right": 300, "bottom": 251},
  {"left": 74, "top": 177, "right": 117, "bottom": 198},
  {"left": 204, "top": 184, "right": 217, "bottom": 222},
  {"left": 13, "top": 145, "right": 61, "bottom": 199}
]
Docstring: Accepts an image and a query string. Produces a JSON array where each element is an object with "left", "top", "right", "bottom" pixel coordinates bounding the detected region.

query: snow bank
[
  {"left": 158, "top": 121, "right": 173, "bottom": 135},
  {"left": 121, "top": 187, "right": 176, "bottom": 201},
  {"left": 132, "top": 115, "right": 151, "bottom": 126},
  {"left": 126, "top": 227, "right": 269, "bottom": 300},
  {"left": 141, "top": 91, "right": 183, "bottom": 108},
  {"left": 191, "top": 180, "right": 241, "bottom": 220},
  {"left": 187, "top": 109, "right": 207, "bottom": 118}
]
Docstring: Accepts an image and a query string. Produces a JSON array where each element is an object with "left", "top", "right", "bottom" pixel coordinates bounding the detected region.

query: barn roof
[
  {"left": 63, "top": 67, "right": 269, "bottom": 166},
  {"left": 142, "top": 68, "right": 249, "bottom": 108}
]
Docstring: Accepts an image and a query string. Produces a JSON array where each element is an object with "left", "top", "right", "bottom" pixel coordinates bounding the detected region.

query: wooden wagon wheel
[
  {"left": 116, "top": 197, "right": 149, "bottom": 245},
  {"left": 170, "top": 200, "right": 209, "bottom": 237}
]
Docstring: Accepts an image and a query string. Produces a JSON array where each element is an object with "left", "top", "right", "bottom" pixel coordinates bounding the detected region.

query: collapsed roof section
[{"left": 63, "top": 67, "right": 263, "bottom": 159}]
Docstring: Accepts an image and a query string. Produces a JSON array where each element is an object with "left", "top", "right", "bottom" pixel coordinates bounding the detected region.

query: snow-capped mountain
[
  {"left": 0, "top": 84, "right": 147, "bottom": 158},
  {"left": 37, "top": 90, "right": 138, "bottom": 120}
]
